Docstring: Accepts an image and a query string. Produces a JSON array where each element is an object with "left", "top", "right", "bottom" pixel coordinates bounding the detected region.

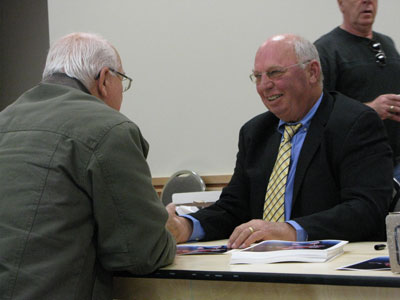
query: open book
[{"left": 230, "top": 240, "right": 348, "bottom": 264}]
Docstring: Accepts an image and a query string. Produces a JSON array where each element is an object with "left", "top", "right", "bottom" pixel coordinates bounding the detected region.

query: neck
[{"left": 340, "top": 23, "right": 373, "bottom": 39}]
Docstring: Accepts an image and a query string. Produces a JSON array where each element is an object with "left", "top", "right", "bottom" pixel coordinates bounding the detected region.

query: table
[{"left": 113, "top": 241, "right": 400, "bottom": 299}]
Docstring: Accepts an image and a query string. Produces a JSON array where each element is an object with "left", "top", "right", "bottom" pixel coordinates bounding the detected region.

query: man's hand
[
  {"left": 165, "top": 204, "right": 193, "bottom": 243},
  {"left": 366, "top": 94, "right": 400, "bottom": 122},
  {"left": 227, "top": 219, "right": 296, "bottom": 249}
]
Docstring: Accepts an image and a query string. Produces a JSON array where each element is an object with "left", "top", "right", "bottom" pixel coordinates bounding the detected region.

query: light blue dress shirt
[
  {"left": 283, "top": 93, "right": 323, "bottom": 240},
  {"left": 185, "top": 93, "right": 323, "bottom": 241}
]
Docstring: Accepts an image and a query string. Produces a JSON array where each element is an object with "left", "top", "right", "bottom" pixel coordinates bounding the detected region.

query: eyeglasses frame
[
  {"left": 249, "top": 60, "right": 312, "bottom": 84},
  {"left": 95, "top": 67, "right": 133, "bottom": 92}
]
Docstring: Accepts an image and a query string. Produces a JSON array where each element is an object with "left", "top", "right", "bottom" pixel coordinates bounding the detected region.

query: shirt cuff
[
  {"left": 182, "top": 215, "right": 205, "bottom": 241},
  {"left": 286, "top": 220, "right": 308, "bottom": 241}
]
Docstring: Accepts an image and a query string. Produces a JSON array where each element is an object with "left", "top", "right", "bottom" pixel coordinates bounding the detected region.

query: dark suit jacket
[{"left": 192, "top": 91, "right": 393, "bottom": 242}]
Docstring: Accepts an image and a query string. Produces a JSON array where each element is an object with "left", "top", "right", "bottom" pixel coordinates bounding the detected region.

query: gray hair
[
  {"left": 42, "top": 32, "right": 120, "bottom": 90},
  {"left": 292, "top": 35, "right": 323, "bottom": 86}
]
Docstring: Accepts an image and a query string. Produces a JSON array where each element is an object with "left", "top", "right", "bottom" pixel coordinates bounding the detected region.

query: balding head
[{"left": 252, "top": 34, "right": 323, "bottom": 122}]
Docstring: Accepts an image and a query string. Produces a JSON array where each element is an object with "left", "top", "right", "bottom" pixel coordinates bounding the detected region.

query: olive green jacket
[{"left": 0, "top": 74, "right": 175, "bottom": 300}]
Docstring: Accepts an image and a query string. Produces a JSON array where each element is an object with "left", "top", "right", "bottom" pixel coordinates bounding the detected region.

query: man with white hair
[
  {"left": 0, "top": 32, "right": 175, "bottom": 300},
  {"left": 167, "top": 34, "right": 392, "bottom": 249}
]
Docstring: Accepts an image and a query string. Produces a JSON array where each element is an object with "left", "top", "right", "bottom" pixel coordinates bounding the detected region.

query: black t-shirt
[{"left": 315, "top": 27, "right": 400, "bottom": 163}]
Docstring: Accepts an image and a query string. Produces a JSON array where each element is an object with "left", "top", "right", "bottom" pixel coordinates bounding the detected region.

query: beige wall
[{"left": 47, "top": 0, "right": 400, "bottom": 177}]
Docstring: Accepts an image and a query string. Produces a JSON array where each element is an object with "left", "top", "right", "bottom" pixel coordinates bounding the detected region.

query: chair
[
  {"left": 389, "top": 178, "right": 400, "bottom": 212},
  {"left": 160, "top": 170, "right": 206, "bottom": 206}
]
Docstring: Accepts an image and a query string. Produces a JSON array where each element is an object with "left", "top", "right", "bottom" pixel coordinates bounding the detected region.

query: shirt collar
[{"left": 278, "top": 92, "right": 324, "bottom": 132}]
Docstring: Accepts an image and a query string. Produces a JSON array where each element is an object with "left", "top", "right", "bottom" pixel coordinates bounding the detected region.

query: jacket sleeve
[{"left": 86, "top": 121, "right": 176, "bottom": 274}]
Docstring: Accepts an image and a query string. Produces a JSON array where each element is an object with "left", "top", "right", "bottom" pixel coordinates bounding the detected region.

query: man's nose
[{"left": 259, "top": 74, "right": 274, "bottom": 89}]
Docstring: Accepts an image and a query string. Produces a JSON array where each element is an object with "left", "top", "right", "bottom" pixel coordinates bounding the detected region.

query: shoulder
[
  {"left": 373, "top": 31, "right": 396, "bottom": 47},
  {"left": 314, "top": 28, "right": 347, "bottom": 61},
  {"left": 77, "top": 103, "right": 144, "bottom": 151},
  {"left": 314, "top": 92, "right": 388, "bottom": 163},
  {"left": 241, "top": 111, "right": 277, "bottom": 133},
  {"left": 235, "top": 111, "right": 279, "bottom": 148},
  {"left": 326, "top": 91, "right": 382, "bottom": 131},
  {"left": 330, "top": 91, "right": 372, "bottom": 112},
  {"left": 314, "top": 27, "right": 363, "bottom": 58},
  {"left": 41, "top": 83, "right": 141, "bottom": 147},
  {"left": 314, "top": 27, "right": 342, "bottom": 47}
]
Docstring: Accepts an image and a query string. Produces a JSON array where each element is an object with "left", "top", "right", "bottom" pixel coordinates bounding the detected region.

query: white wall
[{"left": 48, "top": 0, "right": 400, "bottom": 177}]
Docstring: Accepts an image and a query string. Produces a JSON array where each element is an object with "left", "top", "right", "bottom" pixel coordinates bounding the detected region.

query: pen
[{"left": 374, "top": 244, "right": 386, "bottom": 250}]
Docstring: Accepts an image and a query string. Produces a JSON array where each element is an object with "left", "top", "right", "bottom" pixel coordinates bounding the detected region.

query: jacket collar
[
  {"left": 292, "top": 91, "right": 333, "bottom": 203},
  {"left": 42, "top": 73, "right": 91, "bottom": 95}
]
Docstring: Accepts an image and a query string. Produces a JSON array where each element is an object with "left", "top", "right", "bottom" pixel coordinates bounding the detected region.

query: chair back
[{"left": 161, "top": 170, "right": 206, "bottom": 206}]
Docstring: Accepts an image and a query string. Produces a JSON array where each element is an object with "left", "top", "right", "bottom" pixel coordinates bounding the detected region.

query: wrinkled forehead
[{"left": 254, "top": 40, "right": 296, "bottom": 69}]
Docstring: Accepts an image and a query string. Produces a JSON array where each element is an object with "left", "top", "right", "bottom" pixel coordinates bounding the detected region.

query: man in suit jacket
[{"left": 167, "top": 34, "right": 393, "bottom": 249}]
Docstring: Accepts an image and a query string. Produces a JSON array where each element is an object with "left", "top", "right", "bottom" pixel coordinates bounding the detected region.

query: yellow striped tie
[{"left": 263, "top": 123, "right": 302, "bottom": 222}]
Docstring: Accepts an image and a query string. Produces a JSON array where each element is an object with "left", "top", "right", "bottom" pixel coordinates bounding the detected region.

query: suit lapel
[
  {"left": 263, "top": 130, "right": 282, "bottom": 184},
  {"left": 292, "top": 92, "right": 333, "bottom": 204},
  {"left": 254, "top": 129, "right": 282, "bottom": 219},
  {"left": 251, "top": 115, "right": 281, "bottom": 217}
]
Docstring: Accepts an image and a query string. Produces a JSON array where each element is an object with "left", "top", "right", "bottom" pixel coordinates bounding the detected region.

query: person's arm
[
  {"left": 286, "top": 220, "right": 308, "bottom": 241},
  {"left": 165, "top": 204, "right": 195, "bottom": 243},
  {"left": 87, "top": 122, "right": 176, "bottom": 274},
  {"left": 365, "top": 94, "right": 400, "bottom": 122},
  {"left": 181, "top": 214, "right": 205, "bottom": 241}
]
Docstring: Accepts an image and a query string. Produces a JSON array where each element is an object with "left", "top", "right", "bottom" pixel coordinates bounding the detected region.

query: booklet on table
[
  {"left": 177, "top": 244, "right": 228, "bottom": 255},
  {"left": 337, "top": 256, "right": 390, "bottom": 271},
  {"left": 230, "top": 240, "right": 348, "bottom": 264}
]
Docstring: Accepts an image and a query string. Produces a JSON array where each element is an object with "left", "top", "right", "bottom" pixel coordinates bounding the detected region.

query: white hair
[
  {"left": 42, "top": 32, "right": 120, "bottom": 90},
  {"left": 292, "top": 35, "right": 323, "bottom": 86}
]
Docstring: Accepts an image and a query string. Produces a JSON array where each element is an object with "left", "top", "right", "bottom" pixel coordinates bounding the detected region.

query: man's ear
[
  {"left": 92, "top": 67, "right": 110, "bottom": 99},
  {"left": 308, "top": 60, "right": 321, "bottom": 85}
]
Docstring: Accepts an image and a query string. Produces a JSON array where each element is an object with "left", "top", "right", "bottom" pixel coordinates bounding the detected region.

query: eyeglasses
[
  {"left": 369, "top": 42, "right": 386, "bottom": 66},
  {"left": 95, "top": 68, "right": 133, "bottom": 92},
  {"left": 249, "top": 60, "right": 311, "bottom": 84},
  {"left": 109, "top": 68, "right": 133, "bottom": 92}
]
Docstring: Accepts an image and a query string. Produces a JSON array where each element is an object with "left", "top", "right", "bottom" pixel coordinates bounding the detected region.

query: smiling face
[
  {"left": 338, "top": 0, "right": 378, "bottom": 37},
  {"left": 254, "top": 35, "right": 321, "bottom": 122}
]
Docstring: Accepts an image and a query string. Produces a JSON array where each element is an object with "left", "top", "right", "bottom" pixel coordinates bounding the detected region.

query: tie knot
[{"left": 283, "top": 123, "right": 302, "bottom": 141}]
